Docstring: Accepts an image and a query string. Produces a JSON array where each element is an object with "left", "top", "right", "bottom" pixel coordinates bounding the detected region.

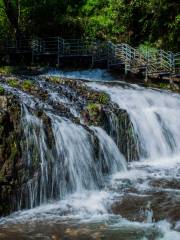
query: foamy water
[{"left": 0, "top": 69, "right": 180, "bottom": 239}]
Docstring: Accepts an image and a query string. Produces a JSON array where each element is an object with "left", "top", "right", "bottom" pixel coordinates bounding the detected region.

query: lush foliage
[{"left": 0, "top": 0, "right": 179, "bottom": 50}]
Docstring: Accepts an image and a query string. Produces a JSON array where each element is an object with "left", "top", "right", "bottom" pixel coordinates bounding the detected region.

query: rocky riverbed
[{"left": 0, "top": 69, "right": 179, "bottom": 240}]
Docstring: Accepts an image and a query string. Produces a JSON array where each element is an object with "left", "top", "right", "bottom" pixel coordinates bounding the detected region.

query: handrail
[{"left": 3, "top": 37, "right": 180, "bottom": 76}]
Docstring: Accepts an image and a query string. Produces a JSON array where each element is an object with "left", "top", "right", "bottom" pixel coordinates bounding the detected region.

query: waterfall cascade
[
  {"left": 0, "top": 69, "right": 180, "bottom": 240},
  {"left": 88, "top": 82, "right": 180, "bottom": 162},
  {"left": 0, "top": 86, "right": 126, "bottom": 209}
]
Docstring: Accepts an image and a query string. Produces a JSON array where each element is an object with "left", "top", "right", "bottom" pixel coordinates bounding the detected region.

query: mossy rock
[
  {"left": 98, "top": 93, "right": 110, "bottom": 104},
  {"left": 0, "top": 86, "right": 4, "bottom": 95},
  {"left": 48, "top": 76, "right": 65, "bottom": 84},
  {"left": 84, "top": 103, "right": 103, "bottom": 125},
  {"left": 22, "top": 80, "right": 34, "bottom": 91},
  {"left": 87, "top": 103, "right": 101, "bottom": 115},
  {"left": 7, "top": 79, "right": 20, "bottom": 88}
]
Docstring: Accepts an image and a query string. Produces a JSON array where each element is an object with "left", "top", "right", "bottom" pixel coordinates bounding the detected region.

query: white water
[
  {"left": 48, "top": 113, "right": 126, "bottom": 195},
  {"left": 88, "top": 82, "right": 180, "bottom": 163},
  {"left": 44, "top": 68, "right": 116, "bottom": 81},
  {"left": 20, "top": 104, "right": 127, "bottom": 208},
  {"left": 0, "top": 70, "right": 180, "bottom": 239},
  {"left": 0, "top": 82, "right": 126, "bottom": 207}
]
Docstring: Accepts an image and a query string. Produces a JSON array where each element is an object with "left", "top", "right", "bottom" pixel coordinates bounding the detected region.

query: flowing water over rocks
[{"left": 0, "top": 69, "right": 180, "bottom": 239}]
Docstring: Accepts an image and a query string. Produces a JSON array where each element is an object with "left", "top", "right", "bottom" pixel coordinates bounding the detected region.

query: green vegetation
[
  {"left": 7, "top": 79, "right": 19, "bottom": 88},
  {"left": 0, "top": 86, "right": 4, "bottom": 95},
  {"left": 138, "top": 43, "right": 158, "bottom": 57},
  {"left": 98, "top": 93, "right": 110, "bottom": 104},
  {"left": 86, "top": 103, "right": 102, "bottom": 125},
  {"left": 0, "top": 66, "right": 25, "bottom": 75},
  {"left": 87, "top": 103, "right": 100, "bottom": 114},
  {"left": 22, "top": 80, "right": 34, "bottom": 91},
  {"left": 159, "top": 83, "right": 170, "bottom": 89},
  {"left": 0, "top": 0, "right": 179, "bottom": 51},
  {"left": 0, "top": 66, "right": 16, "bottom": 75},
  {"left": 48, "top": 76, "right": 64, "bottom": 84}
]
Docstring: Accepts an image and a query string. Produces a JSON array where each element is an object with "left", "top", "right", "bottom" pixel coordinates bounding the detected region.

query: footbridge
[{"left": 3, "top": 37, "right": 180, "bottom": 80}]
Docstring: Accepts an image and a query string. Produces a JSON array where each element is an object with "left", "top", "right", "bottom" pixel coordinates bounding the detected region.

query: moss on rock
[
  {"left": 0, "top": 96, "right": 22, "bottom": 216},
  {"left": 0, "top": 86, "right": 4, "bottom": 95},
  {"left": 22, "top": 80, "right": 34, "bottom": 91},
  {"left": 7, "top": 79, "right": 20, "bottom": 88}
]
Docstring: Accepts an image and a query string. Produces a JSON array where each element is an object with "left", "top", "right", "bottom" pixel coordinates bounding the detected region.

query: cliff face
[{"left": 0, "top": 95, "right": 23, "bottom": 215}]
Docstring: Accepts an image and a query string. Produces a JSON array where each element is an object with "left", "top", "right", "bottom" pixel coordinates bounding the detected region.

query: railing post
[
  {"left": 169, "top": 52, "right": 175, "bottom": 86},
  {"left": 171, "top": 52, "right": 175, "bottom": 74},
  {"left": 31, "top": 39, "right": 35, "bottom": 65},
  {"left": 124, "top": 44, "right": 128, "bottom": 75},
  {"left": 62, "top": 38, "right": 64, "bottom": 55},
  {"left": 32, "top": 52, "right": 34, "bottom": 65},
  {"left": 57, "top": 37, "right": 60, "bottom": 67},
  {"left": 159, "top": 50, "right": 162, "bottom": 69}
]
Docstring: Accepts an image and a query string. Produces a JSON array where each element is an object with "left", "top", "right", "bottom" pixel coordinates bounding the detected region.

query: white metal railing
[{"left": 4, "top": 37, "right": 180, "bottom": 76}]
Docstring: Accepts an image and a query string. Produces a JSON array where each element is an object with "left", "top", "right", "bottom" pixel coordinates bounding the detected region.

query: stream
[{"left": 0, "top": 69, "right": 179, "bottom": 240}]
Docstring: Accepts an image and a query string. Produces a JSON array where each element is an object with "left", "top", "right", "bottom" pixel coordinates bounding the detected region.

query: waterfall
[
  {"left": 21, "top": 104, "right": 54, "bottom": 208},
  {"left": 91, "top": 127, "right": 127, "bottom": 173},
  {"left": 19, "top": 104, "right": 126, "bottom": 209},
  {"left": 1, "top": 72, "right": 180, "bottom": 240},
  {"left": 88, "top": 82, "right": 180, "bottom": 162},
  {"left": 104, "top": 111, "right": 140, "bottom": 161}
]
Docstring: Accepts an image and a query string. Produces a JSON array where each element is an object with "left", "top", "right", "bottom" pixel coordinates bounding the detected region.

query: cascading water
[
  {"left": 0, "top": 70, "right": 180, "bottom": 240},
  {"left": 49, "top": 114, "right": 126, "bottom": 192},
  {"left": 4, "top": 85, "right": 126, "bottom": 210},
  {"left": 88, "top": 82, "right": 180, "bottom": 162},
  {"left": 45, "top": 68, "right": 116, "bottom": 81},
  {"left": 0, "top": 81, "right": 126, "bottom": 209}
]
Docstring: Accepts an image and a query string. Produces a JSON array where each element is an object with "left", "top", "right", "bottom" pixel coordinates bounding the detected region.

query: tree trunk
[{"left": 3, "top": 0, "right": 22, "bottom": 40}]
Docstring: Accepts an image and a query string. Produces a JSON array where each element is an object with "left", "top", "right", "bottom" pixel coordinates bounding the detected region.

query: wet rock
[
  {"left": 149, "top": 178, "right": 180, "bottom": 189},
  {"left": 45, "top": 76, "right": 140, "bottom": 161},
  {"left": 112, "top": 190, "right": 180, "bottom": 224},
  {"left": 0, "top": 96, "right": 7, "bottom": 109},
  {"left": 102, "top": 108, "right": 140, "bottom": 161},
  {"left": 0, "top": 96, "right": 22, "bottom": 216}
]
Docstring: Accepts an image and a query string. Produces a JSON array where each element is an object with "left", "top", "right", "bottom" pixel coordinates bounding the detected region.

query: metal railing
[{"left": 3, "top": 37, "right": 180, "bottom": 77}]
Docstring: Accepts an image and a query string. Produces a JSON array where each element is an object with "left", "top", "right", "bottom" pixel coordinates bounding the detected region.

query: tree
[
  {"left": 2, "top": 0, "right": 22, "bottom": 39},
  {"left": 0, "top": 0, "right": 179, "bottom": 50}
]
